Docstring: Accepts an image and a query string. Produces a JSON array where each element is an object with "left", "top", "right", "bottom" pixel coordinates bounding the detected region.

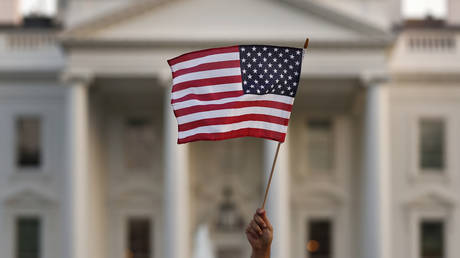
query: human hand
[{"left": 245, "top": 208, "right": 273, "bottom": 258}]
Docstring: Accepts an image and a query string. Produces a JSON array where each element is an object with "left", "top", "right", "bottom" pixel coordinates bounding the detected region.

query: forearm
[{"left": 251, "top": 248, "right": 270, "bottom": 258}]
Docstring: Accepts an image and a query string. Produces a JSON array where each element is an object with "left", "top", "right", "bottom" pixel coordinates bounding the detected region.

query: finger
[
  {"left": 257, "top": 208, "right": 264, "bottom": 215},
  {"left": 254, "top": 214, "right": 267, "bottom": 229},
  {"left": 250, "top": 220, "right": 263, "bottom": 235},
  {"left": 258, "top": 209, "right": 273, "bottom": 230},
  {"left": 246, "top": 229, "right": 257, "bottom": 242},
  {"left": 245, "top": 227, "right": 253, "bottom": 237},
  {"left": 247, "top": 226, "right": 259, "bottom": 239},
  {"left": 245, "top": 227, "right": 253, "bottom": 238}
]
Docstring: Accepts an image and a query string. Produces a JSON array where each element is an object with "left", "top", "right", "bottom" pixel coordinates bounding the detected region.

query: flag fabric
[{"left": 167, "top": 45, "right": 304, "bottom": 144}]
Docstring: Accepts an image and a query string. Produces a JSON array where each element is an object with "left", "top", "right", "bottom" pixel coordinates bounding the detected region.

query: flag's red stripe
[
  {"left": 178, "top": 128, "right": 286, "bottom": 144},
  {"left": 172, "top": 60, "right": 241, "bottom": 78},
  {"left": 172, "top": 75, "right": 242, "bottom": 92},
  {"left": 171, "top": 90, "right": 243, "bottom": 104},
  {"left": 174, "top": 100, "right": 293, "bottom": 117},
  {"left": 178, "top": 114, "right": 289, "bottom": 132},
  {"left": 167, "top": 46, "right": 239, "bottom": 66}
]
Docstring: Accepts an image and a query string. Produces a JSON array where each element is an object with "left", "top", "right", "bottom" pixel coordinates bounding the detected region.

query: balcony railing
[
  {"left": 0, "top": 30, "right": 58, "bottom": 51},
  {"left": 406, "top": 32, "right": 457, "bottom": 52}
]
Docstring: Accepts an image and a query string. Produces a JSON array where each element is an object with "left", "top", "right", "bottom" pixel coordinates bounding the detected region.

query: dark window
[
  {"left": 127, "top": 218, "right": 151, "bottom": 258},
  {"left": 421, "top": 221, "right": 444, "bottom": 258},
  {"left": 16, "top": 217, "right": 41, "bottom": 258},
  {"left": 307, "top": 119, "right": 334, "bottom": 171},
  {"left": 16, "top": 117, "right": 42, "bottom": 168},
  {"left": 419, "top": 119, "right": 444, "bottom": 170},
  {"left": 307, "top": 219, "right": 332, "bottom": 258}
]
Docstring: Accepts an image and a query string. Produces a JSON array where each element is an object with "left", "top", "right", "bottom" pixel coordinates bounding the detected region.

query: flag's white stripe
[
  {"left": 173, "top": 68, "right": 241, "bottom": 85},
  {"left": 172, "top": 93, "right": 294, "bottom": 110},
  {"left": 178, "top": 121, "right": 287, "bottom": 139},
  {"left": 171, "top": 52, "right": 239, "bottom": 72},
  {"left": 177, "top": 106, "right": 291, "bottom": 125},
  {"left": 171, "top": 83, "right": 243, "bottom": 100}
]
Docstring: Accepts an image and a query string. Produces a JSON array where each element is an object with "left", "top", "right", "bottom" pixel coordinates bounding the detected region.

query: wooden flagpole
[
  {"left": 261, "top": 142, "right": 282, "bottom": 209},
  {"left": 260, "top": 38, "right": 310, "bottom": 209}
]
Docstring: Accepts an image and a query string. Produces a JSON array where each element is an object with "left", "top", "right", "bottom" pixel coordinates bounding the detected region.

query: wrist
[{"left": 251, "top": 247, "right": 271, "bottom": 258}]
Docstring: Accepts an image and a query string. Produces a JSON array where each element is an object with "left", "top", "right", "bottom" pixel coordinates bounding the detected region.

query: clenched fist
[{"left": 246, "top": 208, "right": 273, "bottom": 258}]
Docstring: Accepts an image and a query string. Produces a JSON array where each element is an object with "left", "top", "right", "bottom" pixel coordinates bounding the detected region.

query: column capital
[
  {"left": 61, "top": 69, "right": 94, "bottom": 86},
  {"left": 360, "top": 70, "right": 390, "bottom": 87},
  {"left": 158, "top": 69, "right": 173, "bottom": 88}
]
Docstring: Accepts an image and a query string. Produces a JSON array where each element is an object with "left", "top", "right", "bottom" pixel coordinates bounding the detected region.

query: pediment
[
  {"left": 110, "top": 182, "right": 162, "bottom": 204},
  {"left": 2, "top": 187, "right": 58, "bottom": 207},
  {"left": 402, "top": 187, "right": 457, "bottom": 208},
  {"left": 292, "top": 184, "right": 347, "bottom": 207},
  {"left": 62, "top": 0, "right": 390, "bottom": 45}
]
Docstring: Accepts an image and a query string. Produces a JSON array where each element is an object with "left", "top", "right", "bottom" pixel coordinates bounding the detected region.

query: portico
[
  {"left": 61, "top": 1, "right": 391, "bottom": 258},
  {"left": 62, "top": 75, "right": 390, "bottom": 258}
]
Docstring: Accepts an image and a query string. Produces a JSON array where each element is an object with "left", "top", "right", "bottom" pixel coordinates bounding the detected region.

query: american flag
[{"left": 167, "top": 45, "right": 304, "bottom": 144}]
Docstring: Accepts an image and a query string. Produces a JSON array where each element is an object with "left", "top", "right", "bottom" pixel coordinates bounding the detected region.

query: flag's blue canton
[{"left": 239, "top": 45, "right": 303, "bottom": 97}]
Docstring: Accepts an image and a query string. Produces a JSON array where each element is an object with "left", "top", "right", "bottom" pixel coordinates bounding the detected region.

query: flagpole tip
[{"left": 304, "top": 38, "right": 310, "bottom": 49}]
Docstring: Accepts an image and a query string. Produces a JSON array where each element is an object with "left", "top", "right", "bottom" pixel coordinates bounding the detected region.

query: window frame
[
  {"left": 126, "top": 217, "right": 152, "bottom": 258},
  {"left": 409, "top": 113, "right": 452, "bottom": 181},
  {"left": 408, "top": 208, "right": 451, "bottom": 258},
  {"left": 114, "top": 209, "right": 160, "bottom": 258},
  {"left": 107, "top": 111, "right": 162, "bottom": 179},
  {"left": 15, "top": 216, "right": 42, "bottom": 258},
  {"left": 307, "top": 218, "right": 333, "bottom": 258},
  {"left": 6, "top": 104, "right": 63, "bottom": 179},
  {"left": 305, "top": 118, "right": 335, "bottom": 174},
  {"left": 295, "top": 208, "right": 341, "bottom": 258},
  {"left": 4, "top": 198, "right": 57, "bottom": 258},
  {"left": 420, "top": 220, "right": 445, "bottom": 258},
  {"left": 122, "top": 116, "right": 156, "bottom": 172},
  {"left": 13, "top": 114, "right": 45, "bottom": 174},
  {"left": 302, "top": 116, "right": 341, "bottom": 179},
  {"left": 418, "top": 118, "right": 446, "bottom": 172}
]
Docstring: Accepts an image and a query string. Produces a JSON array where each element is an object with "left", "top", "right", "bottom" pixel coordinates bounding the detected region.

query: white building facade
[{"left": 0, "top": 0, "right": 459, "bottom": 258}]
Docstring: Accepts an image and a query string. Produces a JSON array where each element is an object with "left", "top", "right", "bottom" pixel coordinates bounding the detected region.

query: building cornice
[
  {"left": 61, "top": 37, "right": 393, "bottom": 50},
  {"left": 281, "top": 0, "right": 391, "bottom": 36},
  {"left": 60, "top": 0, "right": 394, "bottom": 50},
  {"left": 0, "top": 70, "right": 61, "bottom": 81},
  {"left": 391, "top": 72, "right": 460, "bottom": 83},
  {"left": 61, "top": 0, "right": 178, "bottom": 38}
]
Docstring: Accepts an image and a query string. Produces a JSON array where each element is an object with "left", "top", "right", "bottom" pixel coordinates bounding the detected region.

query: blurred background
[{"left": 0, "top": 0, "right": 459, "bottom": 258}]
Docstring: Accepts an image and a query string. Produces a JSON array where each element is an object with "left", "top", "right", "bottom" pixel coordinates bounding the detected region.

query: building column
[
  {"left": 65, "top": 78, "right": 91, "bottom": 258},
  {"left": 264, "top": 139, "right": 290, "bottom": 258},
  {"left": 164, "top": 88, "right": 190, "bottom": 258},
  {"left": 360, "top": 82, "right": 390, "bottom": 258}
]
